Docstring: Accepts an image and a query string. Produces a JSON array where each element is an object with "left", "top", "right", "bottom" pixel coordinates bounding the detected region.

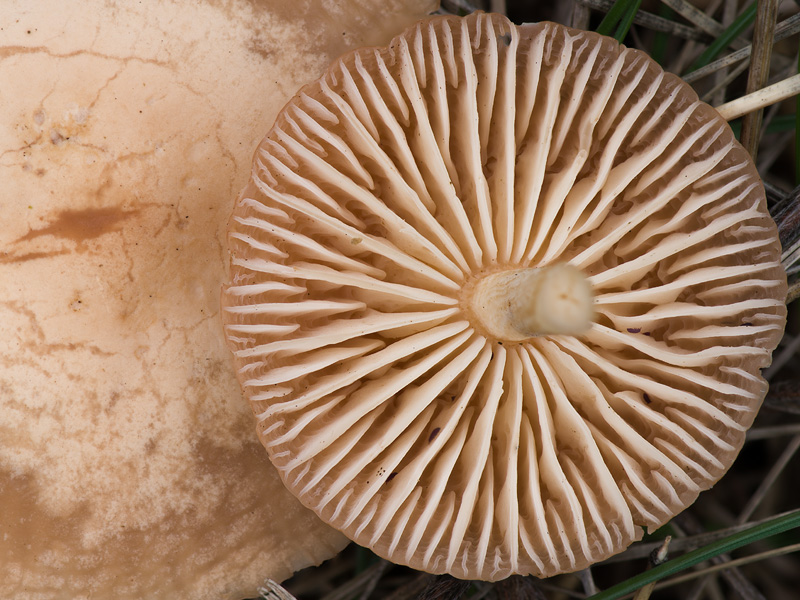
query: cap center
[{"left": 465, "top": 264, "right": 595, "bottom": 341}]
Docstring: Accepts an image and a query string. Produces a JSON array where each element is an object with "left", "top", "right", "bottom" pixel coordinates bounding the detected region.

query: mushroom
[
  {"left": 222, "top": 12, "right": 788, "bottom": 581},
  {"left": 0, "top": 0, "right": 436, "bottom": 598}
]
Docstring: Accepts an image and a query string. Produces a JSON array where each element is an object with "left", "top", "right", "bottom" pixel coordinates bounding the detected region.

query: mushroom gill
[{"left": 222, "top": 13, "right": 787, "bottom": 581}]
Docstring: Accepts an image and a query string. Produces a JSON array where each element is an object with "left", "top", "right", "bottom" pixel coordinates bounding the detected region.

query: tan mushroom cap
[
  {"left": 0, "top": 0, "right": 436, "bottom": 598},
  {"left": 222, "top": 13, "right": 787, "bottom": 581}
]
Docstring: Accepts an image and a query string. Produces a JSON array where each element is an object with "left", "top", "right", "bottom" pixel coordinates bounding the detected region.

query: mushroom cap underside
[{"left": 222, "top": 13, "right": 787, "bottom": 581}]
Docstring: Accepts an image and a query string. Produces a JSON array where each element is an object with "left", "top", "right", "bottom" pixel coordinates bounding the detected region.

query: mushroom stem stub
[{"left": 469, "top": 264, "right": 595, "bottom": 340}]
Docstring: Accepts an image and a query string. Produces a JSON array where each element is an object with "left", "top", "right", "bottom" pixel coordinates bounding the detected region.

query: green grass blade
[
  {"left": 596, "top": 0, "right": 640, "bottom": 37},
  {"left": 613, "top": 0, "right": 643, "bottom": 42},
  {"left": 685, "top": 1, "right": 757, "bottom": 74},
  {"left": 587, "top": 508, "right": 800, "bottom": 600}
]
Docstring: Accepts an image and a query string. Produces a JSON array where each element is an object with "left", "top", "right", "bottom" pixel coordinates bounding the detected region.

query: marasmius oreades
[{"left": 223, "top": 12, "right": 787, "bottom": 582}]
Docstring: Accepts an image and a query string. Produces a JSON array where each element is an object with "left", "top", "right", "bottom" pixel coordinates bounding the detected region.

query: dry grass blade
[
  {"left": 417, "top": 576, "right": 471, "bottom": 600},
  {"left": 661, "top": 0, "right": 747, "bottom": 46},
  {"left": 489, "top": 0, "right": 506, "bottom": 14},
  {"left": 383, "top": 573, "right": 437, "bottom": 600},
  {"left": 766, "top": 333, "right": 800, "bottom": 382},
  {"left": 686, "top": 364, "right": 797, "bottom": 599},
  {"left": 763, "top": 380, "right": 800, "bottom": 415},
  {"left": 737, "top": 435, "right": 800, "bottom": 524},
  {"left": 675, "top": 514, "right": 764, "bottom": 600},
  {"left": 787, "top": 282, "right": 800, "bottom": 303},
  {"left": 739, "top": 0, "right": 779, "bottom": 158},
  {"left": 495, "top": 576, "right": 548, "bottom": 600},
  {"left": 356, "top": 561, "right": 388, "bottom": 600},
  {"left": 318, "top": 560, "right": 388, "bottom": 600},
  {"left": 747, "top": 423, "right": 800, "bottom": 440},
  {"left": 684, "top": 12, "right": 800, "bottom": 83},
  {"left": 685, "top": 2, "right": 757, "bottom": 74},
  {"left": 579, "top": 568, "right": 600, "bottom": 596},
  {"left": 710, "top": 0, "right": 742, "bottom": 108},
  {"left": 588, "top": 511, "right": 800, "bottom": 600},
  {"left": 715, "top": 72, "right": 800, "bottom": 119},
  {"left": 685, "top": 45, "right": 752, "bottom": 82},
  {"left": 774, "top": 184, "right": 800, "bottom": 265},
  {"left": 438, "top": 0, "right": 480, "bottom": 15},
  {"left": 571, "top": 2, "right": 592, "bottom": 29},
  {"left": 259, "top": 580, "right": 299, "bottom": 600},
  {"left": 536, "top": 580, "right": 587, "bottom": 599},
  {"left": 702, "top": 59, "right": 751, "bottom": 102},
  {"left": 576, "top": 0, "right": 710, "bottom": 40}
]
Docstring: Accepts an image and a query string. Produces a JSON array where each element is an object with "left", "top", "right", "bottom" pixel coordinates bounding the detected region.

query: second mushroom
[{"left": 222, "top": 13, "right": 787, "bottom": 581}]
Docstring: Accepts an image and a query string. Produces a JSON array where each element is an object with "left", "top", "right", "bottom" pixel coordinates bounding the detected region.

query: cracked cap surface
[{"left": 0, "top": 0, "right": 436, "bottom": 598}]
